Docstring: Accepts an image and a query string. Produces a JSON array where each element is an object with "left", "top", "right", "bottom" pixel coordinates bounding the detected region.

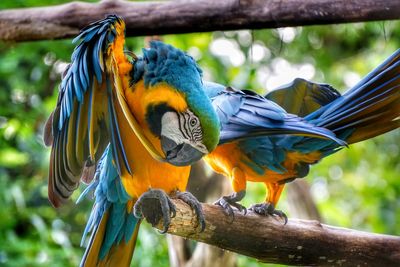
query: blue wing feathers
[
  {"left": 93, "top": 33, "right": 105, "bottom": 83},
  {"left": 73, "top": 70, "right": 83, "bottom": 102},
  {"left": 238, "top": 137, "right": 287, "bottom": 174},
  {"left": 211, "top": 89, "right": 345, "bottom": 146},
  {"left": 78, "top": 51, "right": 88, "bottom": 91},
  {"left": 82, "top": 48, "right": 90, "bottom": 88},
  {"left": 58, "top": 16, "right": 122, "bottom": 131}
]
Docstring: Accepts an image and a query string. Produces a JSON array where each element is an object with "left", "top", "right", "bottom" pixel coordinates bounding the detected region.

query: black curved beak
[{"left": 161, "top": 136, "right": 205, "bottom": 166}]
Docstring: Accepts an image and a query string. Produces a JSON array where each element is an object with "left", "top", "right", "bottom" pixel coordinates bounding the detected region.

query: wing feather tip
[
  {"left": 43, "top": 111, "right": 54, "bottom": 147},
  {"left": 47, "top": 188, "right": 64, "bottom": 208},
  {"left": 81, "top": 160, "right": 96, "bottom": 184}
]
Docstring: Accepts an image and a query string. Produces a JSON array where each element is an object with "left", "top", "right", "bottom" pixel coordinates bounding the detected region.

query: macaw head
[{"left": 132, "top": 41, "right": 220, "bottom": 166}]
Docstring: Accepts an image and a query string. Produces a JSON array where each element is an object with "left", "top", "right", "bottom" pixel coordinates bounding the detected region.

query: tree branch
[
  {"left": 167, "top": 162, "right": 237, "bottom": 267},
  {"left": 1, "top": 0, "right": 400, "bottom": 42},
  {"left": 150, "top": 199, "right": 400, "bottom": 266}
]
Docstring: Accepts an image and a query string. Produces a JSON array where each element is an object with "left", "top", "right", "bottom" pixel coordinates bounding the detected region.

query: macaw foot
[
  {"left": 133, "top": 189, "right": 176, "bottom": 234},
  {"left": 175, "top": 191, "right": 206, "bottom": 232},
  {"left": 214, "top": 190, "right": 246, "bottom": 219},
  {"left": 249, "top": 202, "right": 288, "bottom": 224}
]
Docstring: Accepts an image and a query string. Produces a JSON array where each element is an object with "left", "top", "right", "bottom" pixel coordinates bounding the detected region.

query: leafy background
[{"left": 0, "top": 1, "right": 399, "bottom": 266}]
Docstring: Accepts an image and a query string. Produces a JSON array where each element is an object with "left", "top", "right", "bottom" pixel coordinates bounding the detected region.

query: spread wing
[
  {"left": 44, "top": 15, "right": 137, "bottom": 207},
  {"left": 208, "top": 88, "right": 345, "bottom": 146},
  {"left": 265, "top": 78, "right": 341, "bottom": 117}
]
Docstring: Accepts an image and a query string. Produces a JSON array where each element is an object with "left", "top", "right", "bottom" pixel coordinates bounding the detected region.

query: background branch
[
  {"left": 287, "top": 179, "right": 322, "bottom": 221},
  {"left": 150, "top": 199, "right": 400, "bottom": 266},
  {"left": 1, "top": 0, "right": 400, "bottom": 42}
]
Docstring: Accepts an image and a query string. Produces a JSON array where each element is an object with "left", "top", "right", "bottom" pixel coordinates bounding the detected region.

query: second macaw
[{"left": 204, "top": 49, "right": 400, "bottom": 220}]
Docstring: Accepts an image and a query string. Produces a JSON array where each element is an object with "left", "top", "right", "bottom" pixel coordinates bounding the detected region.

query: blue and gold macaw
[
  {"left": 204, "top": 49, "right": 400, "bottom": 220},
  {"left": 44, "top": 15, "right": 343, "bottom": 266},
  {"left": 44, "top": 15, "right": 221, "bottom": 266}
]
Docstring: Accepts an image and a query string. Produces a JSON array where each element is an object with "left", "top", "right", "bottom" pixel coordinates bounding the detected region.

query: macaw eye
[
  {"left": 190, "top": 118, "right": 197, "bottom": 127},
  {"left": 177, "top": 110, "right": 203, "bottom": 143}
]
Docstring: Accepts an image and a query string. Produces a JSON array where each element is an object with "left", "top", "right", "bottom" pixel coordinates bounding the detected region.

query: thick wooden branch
[
  {"left": 150, "top": 199, "right": 400, "bottom": 266},
  {"left": 1, "top": 0, "right": 400, "bottom": 42}
]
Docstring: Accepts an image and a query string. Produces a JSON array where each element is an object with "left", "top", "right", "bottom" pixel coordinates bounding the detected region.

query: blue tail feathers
[
  {"left": 288, "top": 49, "right": 400, "bottom": 155},
  {"left": 79, "top": 145, "right": 139, "bottom": 266},
  {"left": 309, "top": 49, "right": 400, "bottom": 144}
]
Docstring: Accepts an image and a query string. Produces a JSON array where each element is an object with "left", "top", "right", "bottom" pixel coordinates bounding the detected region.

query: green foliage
[{"left": 1, "top": 1, "right": 400, "bottom": 266}]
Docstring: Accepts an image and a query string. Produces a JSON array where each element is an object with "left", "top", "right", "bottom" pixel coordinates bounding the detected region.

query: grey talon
[
  {"left": 249, "top": 202, "right": 288, "bottom": 225},
  {"left": 214, "top": 190, "right": 246, "bottom": 220},
  {"left": 133, "top": 189, "right": 176, "bottom": 233}
]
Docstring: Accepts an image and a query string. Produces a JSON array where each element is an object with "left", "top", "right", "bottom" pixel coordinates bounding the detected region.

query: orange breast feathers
[
  {"left": 204, "top": 143, "right": 241, "bottom": 178},
  {"left": 113, "top": 80, "right": 191, "bottom": 199}
]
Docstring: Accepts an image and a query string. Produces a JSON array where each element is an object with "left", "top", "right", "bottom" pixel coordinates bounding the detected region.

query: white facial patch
[
  {"left": 161, "top": 110, "right": 208, "bottom": 154},
  {"left": 161, "top": 111, "right": 185, "bottom": 145}
]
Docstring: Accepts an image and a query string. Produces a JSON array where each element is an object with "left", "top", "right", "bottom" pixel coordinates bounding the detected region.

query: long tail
[
  {"left": 79, "top": 145, "right": 140, "bottom": 267},
  {"left": 295, "top": 49, "right": 400, "bottom": 153},
  {"left": 80, "top": 201, "right": 140, "bottom": 267}
]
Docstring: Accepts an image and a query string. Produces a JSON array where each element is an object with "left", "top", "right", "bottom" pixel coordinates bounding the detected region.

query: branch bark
[
  {"left": 151, "top": 199, "right": 400, "bottom": 266},
  {"left": 167, "top": 161, "right": 237, "bottom": 267},
  {"left": 1, "top": 0, "right": 400, "bottom": 42}
]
